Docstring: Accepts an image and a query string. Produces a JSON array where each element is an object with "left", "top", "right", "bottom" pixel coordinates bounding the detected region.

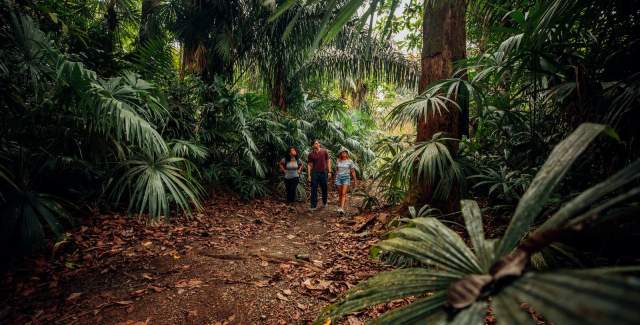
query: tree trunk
[
  {"left": 271, "top": 65, "right": 287, "bottom": 110},
  {"left": 105, "top": 3, "right": 117, "bottom": 54},
  {"left": 139, "top": 0, "right": 160, "bottom": 44},
  {"left": 411, "top": 0, "right": 467, "bottom": 212}
]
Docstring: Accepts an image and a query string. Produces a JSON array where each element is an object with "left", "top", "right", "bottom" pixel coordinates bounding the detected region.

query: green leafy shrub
[
  {"left": 0, "top": 162, "right": 71, "bottom": 253},
  {"left": 0, "top": 12, "right": 203, "bottom": 241},
  {"left": 228, "top": 168, "right": 269, "bottom": 201},
  {"left": 316, "top": 123, "right": 640, "bottom": 324},
  {"left": 112, "top": 153, "right": 204, "bottom": 218},
  {"left": 353, "top": 183, "right": 381, "bottom": 212},
  {"left": 382, "top": 133, "right": 467, "bottom": 201},
  {"left": 469, "top": 165, "right": 533, "bottom": 202}
]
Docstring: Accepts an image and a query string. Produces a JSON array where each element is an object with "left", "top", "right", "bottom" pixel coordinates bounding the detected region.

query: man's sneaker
[
  {"left": 322, "top": 203, "right": 328, "bottom": 209},
  {"left": 309, "top": 207, "right": 317, "bottom": 212}
]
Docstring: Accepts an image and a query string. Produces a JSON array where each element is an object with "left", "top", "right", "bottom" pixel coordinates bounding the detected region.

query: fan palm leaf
[
  {"left": 112, "top": 153, "right": 203, "bottom": 219},
  {"left": 317, "top": 123, "right": 640, "bottom": 324}
]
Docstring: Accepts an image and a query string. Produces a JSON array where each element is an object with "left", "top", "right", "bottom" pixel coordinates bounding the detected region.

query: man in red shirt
[{"left": 307, "top": 139, "right": 332, "bottom": 210}]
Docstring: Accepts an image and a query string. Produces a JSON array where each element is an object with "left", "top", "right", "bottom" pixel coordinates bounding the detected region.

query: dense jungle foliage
[{"left": 1, "top": 0, "right": 640, "bottom": 323}]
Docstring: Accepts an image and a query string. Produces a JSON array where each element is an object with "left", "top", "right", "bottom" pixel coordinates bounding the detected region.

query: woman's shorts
[{"left": 335, "top": 173, "right": 351, "bottom": 186}]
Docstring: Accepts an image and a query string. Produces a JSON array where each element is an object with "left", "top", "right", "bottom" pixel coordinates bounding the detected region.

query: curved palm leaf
[
  {"left": 112, "top": 154, "right": 203, "bottom": 218},
  {"left": 496, "top": 123, "right": 612, "bottom": 257},
  {"left": 317, "top": 268, "right": 456, "bottom": 322},
  {"left": 387, "top": 92, "right": 458, "bottom": 129},
  {"left": 318, "top": 123, "right": 640, "bottom": 324},
  {"left": 386, "top": 136, "right": 465, "bottom": 200}
]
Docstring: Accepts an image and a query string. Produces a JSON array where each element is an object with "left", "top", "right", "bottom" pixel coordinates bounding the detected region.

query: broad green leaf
[
  {"left": 310, "top": 0, "right": 339, "bottom": 50},
  {"left": 318, "top": 269, "right": 456, "bottom": 322},
  {"left": 507, "top": 270, "right": 640, "bottom": 325},
  {"left": 0, "top": 164, "right": 18, "bottom": 190},
  {"left": 536, "top": 159, "right": 640, "bottom": 233},
  {"left": 281, "top": 9, "right": 301, "bottom": 41},
  {"left": 412, "top": 218, "right": 483, "bottom": 273},
  {"left": 378, "top": 237, "right": 469, "bottom": 276},
  {"left": 449, "top": 301, "right": 488, "bottom": 325},
  {"left": 31, "top": 195, "right": 64, "bottom": 237},
  {"left": 571, "top": 266, "right": 640, "bottom": 275},
  {"left": 267, "top": 0, "right": 299, "bottom": 23},
  {"left": 381, "top": 0, "right": 401, "bottom": 39},
  {"left": 112, "top": 155, "right": 203, "bottom": 219},
  {"left": 371, "top": 292, "right": 448, "bottom": 324},
  {"left": 461, "top": 200, "right": 492, "bottom": 271},
  {"left": 568, "top": 185, "right": 640, "bottom": 227},
  {"left": 322, "top": 0, "right": 365, "bottom": 44},
  {"left": 492, "top": 291, "right": 534, "bottom": 325},
  {"left": 496, "top": 123, "right": 607, "bottom": 257},
  {"left": 379, "top": 217, "right": 482, "bottom": 274}
]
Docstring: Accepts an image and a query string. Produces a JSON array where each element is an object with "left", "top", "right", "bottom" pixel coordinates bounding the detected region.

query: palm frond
[
  {"left": 387, "top": 93, "right": 457, "bottom": 129},
  {"left": 376, "top": 217, "right": 482, "bottom": 275},
  {"left": 504, "top": 269, "right": 640, "bottom": 325},
  {"left": 496, "top": 123, "right": 612, "bottom": 257},
  {"left": 112, "top": 154, "right": 203, "bottom": 218},
  {"left": 316, "top": 269, "right": 455, "bottom": 324}
]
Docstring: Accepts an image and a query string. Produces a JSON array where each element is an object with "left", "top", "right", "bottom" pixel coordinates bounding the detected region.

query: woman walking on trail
[
  {"left": 279, "top": 147, "right": 303, "bottom": 203},
  {"left": 335, "top": 148, "right": 356, "bottom": 215}
]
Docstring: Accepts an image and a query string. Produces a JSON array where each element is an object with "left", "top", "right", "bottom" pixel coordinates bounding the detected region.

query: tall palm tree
[{"left": 148, "top": 0, "right": 418, "bottom": 109}]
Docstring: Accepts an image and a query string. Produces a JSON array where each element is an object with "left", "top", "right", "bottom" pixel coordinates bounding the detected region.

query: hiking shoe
[{"left": 337, "top": 208, "right": 344, "bottom": 216}]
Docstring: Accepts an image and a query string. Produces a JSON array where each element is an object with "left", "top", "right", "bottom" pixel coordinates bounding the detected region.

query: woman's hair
[
  {"left": 339, "top": 150, "right": 349, "bottom": 159},
  {"left": 284, "top": 146, "right": 298, "bottom": 161}
]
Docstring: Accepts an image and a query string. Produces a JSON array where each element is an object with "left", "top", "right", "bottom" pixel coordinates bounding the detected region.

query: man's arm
[
  {"left": 326, "top": 152, "right": 332, "bottom": 176},
  {"left": 307, "top": 161, "right": 313, "bottom": 182}
]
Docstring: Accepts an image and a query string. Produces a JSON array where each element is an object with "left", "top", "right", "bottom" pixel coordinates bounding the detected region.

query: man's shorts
[{"left": 335, "top": 173, "right": 351, "bottom": 186}]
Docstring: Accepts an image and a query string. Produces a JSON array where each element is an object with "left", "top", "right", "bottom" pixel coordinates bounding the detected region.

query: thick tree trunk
[
  {"left": 105, "top": 4, "right": 117, "bottom": 54},
  {"left": 350, "top": 79, "right": 368, "bottom": 108},
  {"left": 411, "top": 0, "right": 467, "bottom": 212},
  {"left": 139, "top": 0, "right": 160, "bottom": 44},
  {"left": 271, "top": 66, "right": 287, "bottom": 110}
]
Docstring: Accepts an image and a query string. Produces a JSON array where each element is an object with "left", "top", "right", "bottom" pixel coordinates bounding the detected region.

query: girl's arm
[{"left": 350, "top": 161, "right": 357, "bottom": 186}]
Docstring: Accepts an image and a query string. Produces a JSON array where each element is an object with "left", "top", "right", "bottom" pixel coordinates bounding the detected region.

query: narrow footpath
[{"left": 1, "top": 194, "right": 396, "bottom": 324}]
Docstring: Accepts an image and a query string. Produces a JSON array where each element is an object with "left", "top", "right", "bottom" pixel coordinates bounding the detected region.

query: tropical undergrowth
[
  {"left": 281, "top": 0, "right": 640, "bottom": 323},
  {"left": 0, "top": 2, "right": 382, "bottom": 258},
  {"left": 363, "top": 0, "right": 640, "bottom": 217}
]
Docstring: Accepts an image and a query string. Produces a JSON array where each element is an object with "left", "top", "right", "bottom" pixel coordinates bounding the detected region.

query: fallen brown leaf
[
  {"left": 175, "top": 279, "right": 203, "bottom": 288},
  {"left": 115, "top": 300, "right": 134, "bottom": 305},
  {"left": 302, "top": 278, "right": 331, "bottom": 291},
  {"left": 66, "top": 292, "right": 82, "bottom": 302}
]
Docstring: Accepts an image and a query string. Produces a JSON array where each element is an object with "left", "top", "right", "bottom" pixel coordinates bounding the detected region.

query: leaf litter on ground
[{"left": 0, "top": 194, "right": 400, "bottom": 324}]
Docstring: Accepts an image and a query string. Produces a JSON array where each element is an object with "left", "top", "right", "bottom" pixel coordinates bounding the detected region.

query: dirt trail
[{"left": 1, "top": 194, "right": 391, "bottom": 325}]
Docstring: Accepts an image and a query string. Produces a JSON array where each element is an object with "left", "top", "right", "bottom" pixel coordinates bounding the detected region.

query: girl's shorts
[{"left": 335, "top": 174, "right": 351, "bottom": 186}]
